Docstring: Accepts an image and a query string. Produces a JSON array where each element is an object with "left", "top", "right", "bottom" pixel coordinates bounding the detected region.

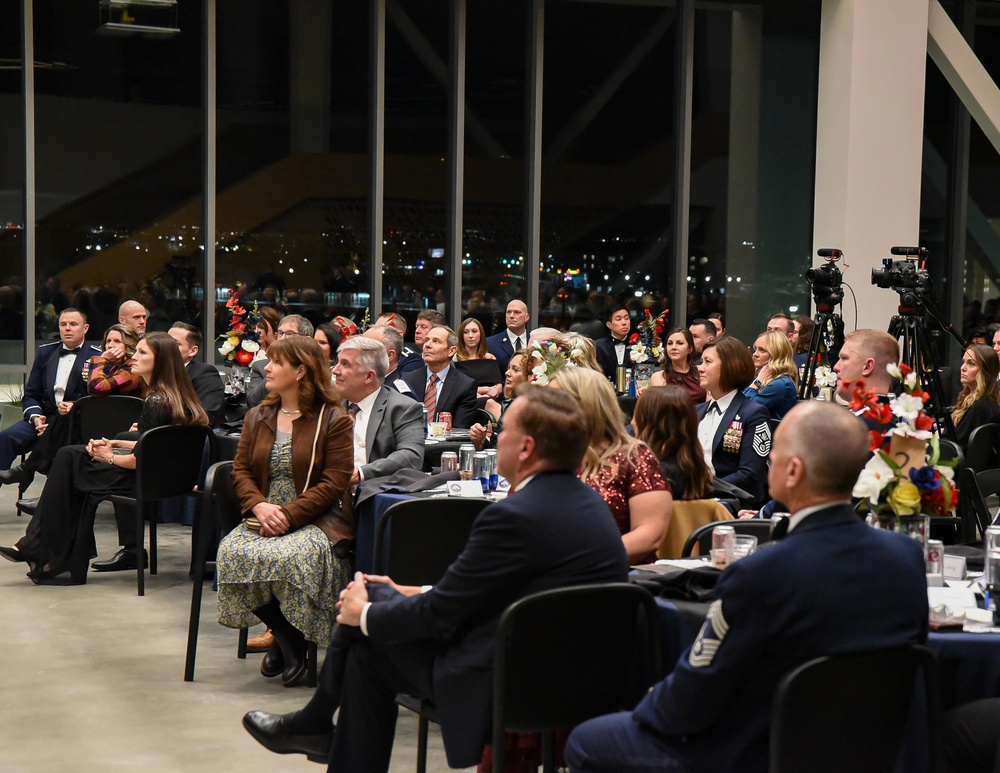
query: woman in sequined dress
[{"left": 549, "top": 366, "right": 671, "bottom": 564}]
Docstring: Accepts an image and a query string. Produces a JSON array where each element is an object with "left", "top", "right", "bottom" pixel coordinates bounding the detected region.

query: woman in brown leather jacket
[{"left": 217, "top": 335, "right": 354, "bottom": 687}]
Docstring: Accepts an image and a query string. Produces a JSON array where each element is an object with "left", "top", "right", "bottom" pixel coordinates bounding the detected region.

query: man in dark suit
[
  {"left": 565, "top": 401, "right": 928, "bottom": 773},
  {"left": 167, "top": 322, "right": 226, "bottom": 426},
  {"left": 401, "top": 325, "right": 478, "bottom": 428},
  {"left": 247, "top": 314, "right": 314, "bottom": 407},
  {"left": 333, "top": 335, "right": 424, "bottom": 485},
  {"left": 241, "top": 387, "right": 629, "bottom": 771},
  {"left": 486, "top": 299, "right": 530, "bottom": 371},
  {"left": 398, "top": 309, "right": 446, "bottom": 374},
  {"left": 595, "top": 305, "right": 633, "bottom": 379},
  {"left": 0, "top": 308, "right": 98, "bottom": 479}
]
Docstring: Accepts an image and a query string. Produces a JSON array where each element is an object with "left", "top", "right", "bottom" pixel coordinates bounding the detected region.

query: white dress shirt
[
  {"left": 698, "top": 389, "right": 737, "bottom": 462},
  {"left": 53, "top": 349, "right": 78, "bottom": 404},
  {"left": 351, "top": 388, "right": 381, "bottom": 476}
]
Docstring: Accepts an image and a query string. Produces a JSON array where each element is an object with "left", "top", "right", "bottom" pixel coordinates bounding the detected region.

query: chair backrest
[
  {"left": 658, "top": 499, "right": 734, "bottom": 559},
  {"left": 681, "top": 518, "right": 773, "bottom": 557},
  {"left": 967, "top": 423, "right": 1000, "bottom": 473},
  {"left": 134, "top": 424, "right": 212, "bottom": 503},
  {"left": 492, "top": 583, "right": 662, "bottom": 766},
  {"left": 71, "top": 394, "right": 146, "bottom": 444},
  {"left": 938, "top": 439, "right": 965, "bottom": 470},
  {"left": 770, "top": 643, "right": 942, "bottom": 773},
  {"left": 963, "top": 466, "right": 1000, "bottom": 537},
  {"left": 374, "top": 497, "right": 489, "bottom": 585},
  {"left": 203, "top": 460, "right": 242, "bottom": 535}
]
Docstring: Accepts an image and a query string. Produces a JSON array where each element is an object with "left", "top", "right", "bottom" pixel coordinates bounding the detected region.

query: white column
[{"left": 813, "top": 0, "right": 929, "bottom": 332}]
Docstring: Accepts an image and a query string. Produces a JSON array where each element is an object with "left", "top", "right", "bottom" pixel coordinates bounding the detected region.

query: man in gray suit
[
  {"left": 333, "top": 335, "right": 425, "bottom": 486},
  {"left": 246, "top": 314, "right": 315, "bottom": 408}
]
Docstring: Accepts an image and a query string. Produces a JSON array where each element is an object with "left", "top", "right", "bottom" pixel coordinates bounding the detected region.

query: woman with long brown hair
[
  {"left": 649, "top": 327, "right": 706, "bottom": 404},
  {"left": 0, "top": 333, "right": 209, "bottom": 583},
  {"left": 217, "top": 335, "right": 354, "bottom": 687},
  {"left": 951, "top": 344, "right": 1000, "bottom": 450},
  {"left": 634, "top": 385, "right": 713, "bottom": 501}
]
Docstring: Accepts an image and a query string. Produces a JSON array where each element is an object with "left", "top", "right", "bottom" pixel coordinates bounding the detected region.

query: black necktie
[
  {"left": 61, "top": 346, "right": 81, "bottom": 356},
  {"left": 708, "top": 401, "right": 721, "bottom": 415},
  {"left": 771, "top": 515, "right": 790, "bottom": 541},
  {"left": 348, "top": 403, "right": 360, "bottom": 419}
]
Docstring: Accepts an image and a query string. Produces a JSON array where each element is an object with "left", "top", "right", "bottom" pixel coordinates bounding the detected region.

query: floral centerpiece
[
  {"left": 217, "top": 291, "right": 262, "bottom": 366},
  {"left": 851, "top": 363, "right": 958, "bottom": 525},
  {"left": 528, "top": 338, "right": 579, "bottom": 386},
  {"left": 628, "top": 309, "right": 668, "bottom": 365}
]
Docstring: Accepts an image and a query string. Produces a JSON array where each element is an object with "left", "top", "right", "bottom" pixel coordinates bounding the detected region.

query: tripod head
[
  {"left": 871, "top": 246, "right": 931, "bottom": 311},
  {"left": 805, "top": 248, "right": 845, "bottom": 311}
]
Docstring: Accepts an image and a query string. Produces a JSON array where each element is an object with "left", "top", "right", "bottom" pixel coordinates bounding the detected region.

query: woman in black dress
[
  {"left": 951, "top": 344, "right": 1000, "bottom": 451},
  {"left": 0, "top": 333, "right": 209, "bottom": 584}
]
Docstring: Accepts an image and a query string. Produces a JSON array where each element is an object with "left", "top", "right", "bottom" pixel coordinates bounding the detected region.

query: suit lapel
[
  {"left": 65, "top": 350, "right": 89, "bottom": 397},
  {"left": 366, "top": 388, "right": 388, "bottom": 452},
  {"left": 436, "top": 372, "right": 455, "bottom": 412},
  {"left": 44, "top": 346, "right": 60, "bottom": 398}
]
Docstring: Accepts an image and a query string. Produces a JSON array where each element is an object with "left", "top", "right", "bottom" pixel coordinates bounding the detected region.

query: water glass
[
  {"left": 726, "top": 534, "right": 758, "bottom": 564},
  {"left": 985, "top": 526, "right": 1000, "bottom": 589}
]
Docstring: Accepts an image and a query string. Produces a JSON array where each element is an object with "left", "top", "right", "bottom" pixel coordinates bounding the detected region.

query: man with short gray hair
[
  {"left": 363, "top": 324, "right": 407, "bottom": 391},
  {"left": 334, "top": 336, "right": 424, "bottom": 485},
  {"left": 247, "top": 314, "right": 316, "bottom": 407}
]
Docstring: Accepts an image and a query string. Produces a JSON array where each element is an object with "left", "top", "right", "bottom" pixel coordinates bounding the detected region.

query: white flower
[
  {"left": 814, "top": 365, "right": 838, "bottom": 388},
  {"left": 852, "top": 455, "right": 895, "bottom": 504},
  {"left": 886, "top": 363, "right": 903, "bottom": 380},
  {"left": 218, "top": 340, "right": 235, "bottom": 356},
  {"left": 886, "top": 425, "right": 933, "bottom": 441},
  {"left": 904, "top": 371, "right": 918, "bottom": 391},
  {"left": 890, "top": 393, "right": 924, "bottom": 423},
  {"left": 570, "top": 348, "right": 583, "bottom": 362},
  {"left": 241, "top": 339, "right": 260, "bottom": 353},
  {"left": 630, "top": 343, "right": 649, "bottom": 364},
  {"left": 938, "top": 465, "right": 955, "bottom": 485}
]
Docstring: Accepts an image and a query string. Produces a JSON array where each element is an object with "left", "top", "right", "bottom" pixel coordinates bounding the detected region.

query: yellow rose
[
  {"left": 227, "top": 334, "right": 240, "bottom": 347},
  {"left": 888, "top": 480, "right": 921, "bottom": 516}
]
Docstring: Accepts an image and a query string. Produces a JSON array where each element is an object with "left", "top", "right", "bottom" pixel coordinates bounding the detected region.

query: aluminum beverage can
[
  {"left": 473, "top": 452, "right": 489, "bottom": 493},
  {"left": 926, "top": 539, "right": 943, "bottom": 574},
  {"left": 459, "top": 444, "right": 476, "bottom": 472},
  {"left": 485, "top": 449, "right": 498, "bottom": 490},
  {"left": 712, "top": 524, "right": 736, "bottom": 553},
  {"left": 439, "top": 412, "right": 452, "bottom": 433},
  {"left": 440, "top": 451, "right": 459, "bottom": 472}
]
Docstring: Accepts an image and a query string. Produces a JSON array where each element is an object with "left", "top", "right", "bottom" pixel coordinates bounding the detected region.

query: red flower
[
  {"left": 629, "top": 333, "right": 640, "bottom": 344},
  {"left": 226, "top": 293, "right": 240, "bottom": 309},
  {"left": 915, "top": 414, "right": 934, "bottom": 431},
  {"left": 230, "top": 322, "right": 246, "bottom": 334},
  {"left": 234, "top": 348, "right": 254, "bottom": 365},
  {"left": 899, "top": 362, "right": 913, "bottom": 377},
  {"left": 868, "top": 430, "right": 885, "bottom": 452}
]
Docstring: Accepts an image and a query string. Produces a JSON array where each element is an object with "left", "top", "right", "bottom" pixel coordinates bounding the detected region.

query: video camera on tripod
[
  {"left": 870, "top": 246, "right": 930, "bottom": 308},
  {"left": 805, "top": 248, "right": 845, "bottom": 309}
]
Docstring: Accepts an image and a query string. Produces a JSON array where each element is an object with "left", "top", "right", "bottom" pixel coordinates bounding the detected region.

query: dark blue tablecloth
[{"left": 354, "top": 490, "right": 415, "bottom": 574}]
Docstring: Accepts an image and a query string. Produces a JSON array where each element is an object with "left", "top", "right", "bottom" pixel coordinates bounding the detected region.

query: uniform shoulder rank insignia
[
  {"left": 752, "top": 422, "right": 771, "bottom": 457},
  {"left": 689, "top": 599, "right": 729, "bottom": 668}
]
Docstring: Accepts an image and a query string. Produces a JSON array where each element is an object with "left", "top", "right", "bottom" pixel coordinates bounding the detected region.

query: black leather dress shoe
[
  {"left": 242, "top": 710, "right": 332, "bottom": 763},
  {"left": 0, "top": 545, "right": 25, "bottom": 563},
  {"left": 91, "top": 548, "right": 147, "bottom": 572},
  {"left": 281, "top": 643, "right": 308, "bottom": 687},
  {"left": 260, "top": 644, "right": 284, "bottom": 678},
  {"left": 0, "top": 464, "right": 33, "bottom": 488}
]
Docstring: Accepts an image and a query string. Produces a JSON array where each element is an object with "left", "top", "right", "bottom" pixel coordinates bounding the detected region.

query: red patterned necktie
[{"left": 424, "top": 373, "right": 439, "bottom": 421}]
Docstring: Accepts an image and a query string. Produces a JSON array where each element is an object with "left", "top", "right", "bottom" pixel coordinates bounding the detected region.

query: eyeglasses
[{"left": 276, "top": 329, "right": 300, "bottom": 338}]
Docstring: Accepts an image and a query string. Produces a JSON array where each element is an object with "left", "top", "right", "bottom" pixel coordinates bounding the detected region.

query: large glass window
[
  {"left": 0, "top": 0, "right": 25, "bottom": 363},
  {"left": 32, "top": 0, "right": 204, "bottom": 343}
]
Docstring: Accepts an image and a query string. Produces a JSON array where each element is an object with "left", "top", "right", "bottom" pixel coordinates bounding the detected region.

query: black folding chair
[
  {"left": 681, "top": 519, "right": 773, "bottom": 557},
  {"left": 108, "top": 424, "right": 211, "bottom": 595},
  {"left": 491, "top": 584, "right": 663, "bottom": 773},
  {"left": 770, "top": 644, "right": 943, "bottom": 773},
  {"left": 184, "top": 461, "right": 244, "bottom": 681},
  {"left": 961, "top": 466, "right": 1000, "bottom": 539},
  {"left": 968, "top": 423, "right": 1000, "bottom": 473}
]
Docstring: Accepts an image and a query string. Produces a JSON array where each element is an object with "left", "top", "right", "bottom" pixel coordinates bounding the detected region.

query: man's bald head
[
  {"left": 118, "top": 300, "right": 147, "bottom": 336},
  {"left": 769, "top": 401, "right": 870, "bottom": 508}
]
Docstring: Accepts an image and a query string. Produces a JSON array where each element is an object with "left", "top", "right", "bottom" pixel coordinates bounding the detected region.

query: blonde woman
[
  {"left": 951, "top": 344, "right": 1000, "bottom": 450},
  {"left": 742, "top": 330, "right": 798, "bottom": 420},
  {"left": 549, "top": 366, "right": 671, "bottom": 563}
]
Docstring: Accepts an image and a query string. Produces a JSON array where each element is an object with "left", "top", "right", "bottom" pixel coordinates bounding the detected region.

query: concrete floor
[{"left": 0, "top": 476, "right": 473, "bottom": 773}]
